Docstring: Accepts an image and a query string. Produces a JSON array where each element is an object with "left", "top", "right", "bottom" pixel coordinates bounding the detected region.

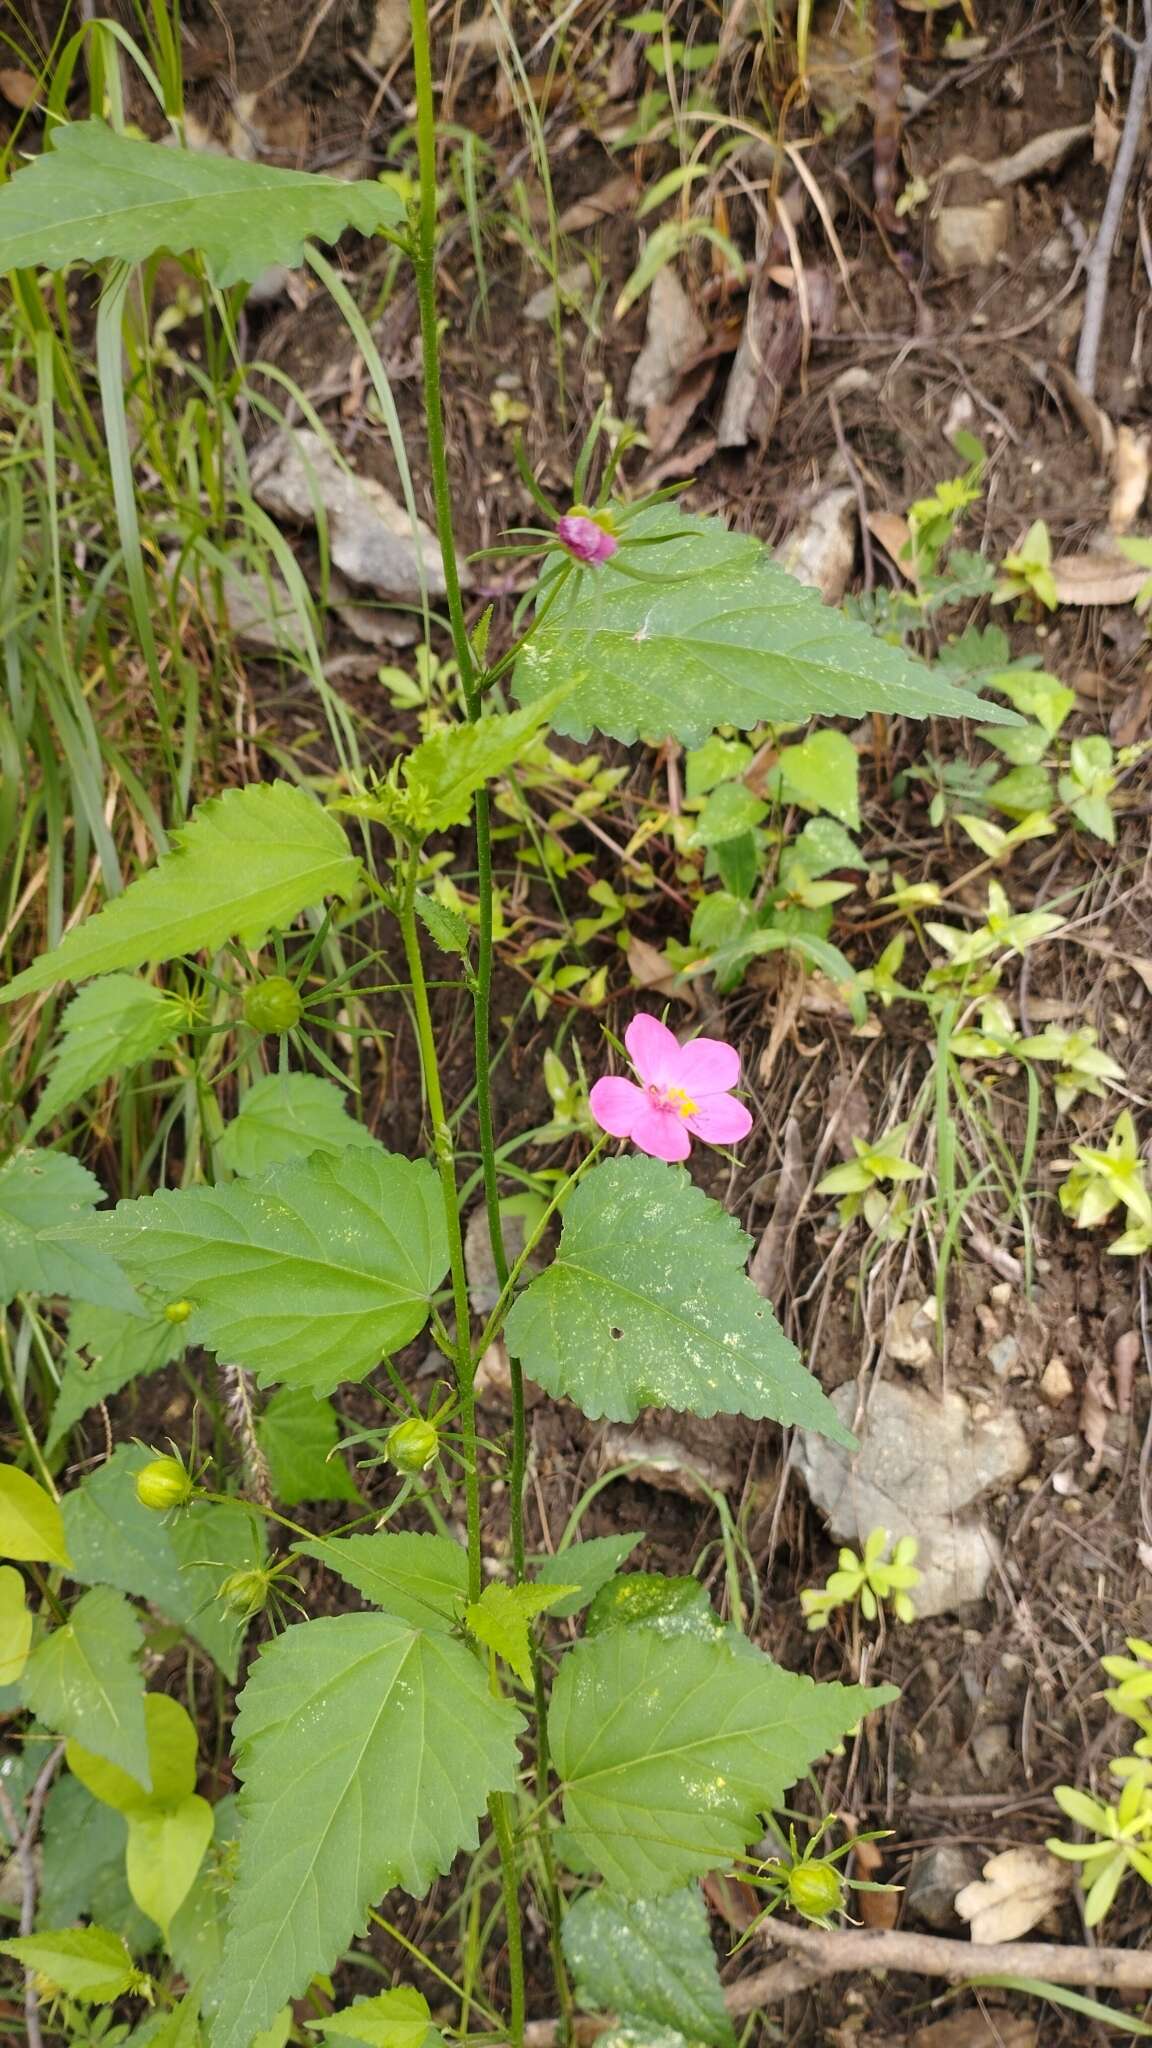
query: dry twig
[{"left": 1076, "top": 0, "right": 1152, "bottom": 398}]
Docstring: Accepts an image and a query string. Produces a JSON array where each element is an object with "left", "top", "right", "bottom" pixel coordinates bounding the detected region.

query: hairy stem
[{"left": 397, "top": 850, "right": 482, "bottom": 1601}]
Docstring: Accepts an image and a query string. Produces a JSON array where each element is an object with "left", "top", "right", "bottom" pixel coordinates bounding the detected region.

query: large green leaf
[
  {"left": 562, "top": 1885, "right": 734, "bottom": 2048},
  {"left": 0, "top": 1152, "right": 137, "bottom": 1311},
  {"left": 550, "top": 1628, "right": 893, "bottom": 1896},
  {"left": 29, "top": 977, "right": 184, "bottom": 1137},
  {"left": 0, "top": 120, "right": 404, "bottom": 284},
  {"left": 47, "top": 1300, "right": 187, "bottom": 1454},
  {"left": 256, "top": 1389, "right": 361, "bottom": 1507},
  {"left": 212, "top": 1613, "right": 523, "bottom": 2048},
  {"left": 91, "top": 1146, "right": 447, "bottom": 1396},
  {"left": 504, "top": 1156, "right": 851, "bottom": 1438},
  {"left": 533, "top": 1534, "right": 642, "bottom": 1618},
  {"left": 216, "top": 1072, "right": 376, "bottom": 1179},
  {"left": 513, "top": 506, "right": 1011, "bottom": 746},
  {"left": 294, "top": 1532, "right": 468, "bottom": 1630},
  {"left": 2, "top": 782, "right": 360, "bottom": 1003},
  {"left": 0, "top": 1464, "right": 70, "bottom": 1566},
  {"left": 38, "top": 1776, "right": 152, "bottom": 1953},
  {"left": 61, "top": 1445, "right": 265, "bottom": 1679},
  {"left": 22, "top": 1586, "right": 148, "bottom": 1782}
]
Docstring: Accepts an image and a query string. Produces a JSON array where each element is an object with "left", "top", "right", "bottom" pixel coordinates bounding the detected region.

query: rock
[
  {"left": 523, "top": 263, "right": 591, "bottom": 322},
  {"left": 930, "top": 199, "right": 1009, "bottom": 274},
  {"left": 1040, "top": 1355, "right": 1074, "bottom": 1405},
  {"left": 221, "top": 567, "right": 304, "bottom": 653},
  {"left": 777, "top": 487, "right": 859, "bottom": 605},
  {"left": 905, "top": 1843, "right": 981, "bottom": 1930},
  {"left": 251, "top": 428, "right": 456, "bottom": 601},
  {"left": 884, "top": 1297, "right": 938, "bottom": 1369},
  {"left": 796, "top": 1380, "right": 1030, "bottom": 1617},
  {"left": 987, "top": 1334, "right": 1022, "bottom": 1380},
  {"left": 971, "top": 1719, "right": 1012, "bottom": 1777}
]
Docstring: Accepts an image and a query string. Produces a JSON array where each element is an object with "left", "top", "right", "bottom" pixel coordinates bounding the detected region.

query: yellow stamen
[{"left": 667, "top": 1086, "right": 698, "bottom": 1119}]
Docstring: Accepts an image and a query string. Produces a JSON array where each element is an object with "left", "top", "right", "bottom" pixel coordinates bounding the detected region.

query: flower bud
[
  {"left": 385, "top": 1417, "right": 439, "bottom": 1474},
  {"left": 219, "top": 1568, "right": 271, "bottom": 1619},
  {"left": 135, "top": 1456, "right": 195, "bottom": 1512},
  {"left": 164, "top": 1299, "right": 193, "bottom": 1325},
  {"left": 556, "top": 509, "right": 618, "bottom": 566},
  {"left": 243, "top": 976, "right": 302, "bottom": 1035},
  {"left": 786, "top": 1860, "right": 843, "bottom": 1921}
]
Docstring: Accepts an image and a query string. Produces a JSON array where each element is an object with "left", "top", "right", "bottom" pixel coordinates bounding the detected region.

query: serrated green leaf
[
  {"left": 29, "top": 977, "right": 184, "bottom": 1137},
  {"left": 514, "top": 506, "right": 1011, "bottom": 747},
  {"left": 294, "top": 1531, "right": 468, "bottom": 1630},
  {"left": 770, "top": 729, "right": 860, "bottom": 829},
  {"left": 22, "top": 1586, "right": 149, "bottom": 1782},
  {"left": 62, "top": 1444, "right": 265, "bottom": 1679},
  {"left": 0, "top": 1463, "right": 71, "bottom": 1566},
  {"left": 504, "top": 1156, "right": 851, "bottom": 1438},
  {"left": 68, "top": 1691, "right": 198, "bottom": 1814},
  {"left": 402, "top": 700, "right": 558, "bottom": 831},
  {"left": 307, "top": 1987, "right": 435, "bottom": 2048},
  {"left": 563, "top": 1886, "right": 734, "bottom": 2048},
  {"left": 91, "top": 1146, "right": 447, "bottom": 1396},
  {"left": 216, "top": 1073, "right": 376, "bottom": 1179},
  {"left": 137, "top": 1998, "right": 204, "bottom": 2048},
  {"left": 0, "top": 1565, "right": 31, "bottom": 1683},
  {"left": 551, "top": 1629, "right": 894, "bottom": 1895},
  {"left": 2, "top": 782, "right": 360, "bottom": 1004},
  {"left": 0, "top": 120, "right": 404, "bottom": 284},
  {"left": 211, "top": 1613, "right": 523, "bottom": 2048},
  {"left": 256, "top": 1389, "right": 361, "bottom": 1507},
  {"left": 413, "top": 892, "right": 470, "bottom": 956},
  {"left": 688, "top": 782, "right": 767, "bottom": 848},
  {"left": 0, "top": 1924, "right": 146, "bottom": 2003},
  {"left": 127, "top": 1795, "right": 214, "bottom": 1935},
  {"left": 48, "top": 1300, "right": 187, "bottom": 1454},
  {"left": 465, "top": 1580, "right": 574, "bottom": 1685},
  {"left": 533, "top": 1535, "right": 642, "bottom": 1618},
  {"left": 0, "top": 1151, "right": 137, "bottom": 1312}
]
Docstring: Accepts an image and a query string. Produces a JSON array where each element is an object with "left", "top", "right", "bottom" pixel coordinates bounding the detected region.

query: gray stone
[
  {"left": 905, "top": 1843, "right": 981, "bottom": 1930},
  {"left": 796, "top": 1379, "right": 1030, "bottom": 1617},
  {"left": 251, "top": 429, "right": 456, "bottom": 602}
]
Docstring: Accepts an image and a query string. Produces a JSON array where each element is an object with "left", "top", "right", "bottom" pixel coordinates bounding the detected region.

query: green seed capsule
[
  {"left": 219, "top": 1568, "right": 271, "bottom": 1619},
  {"left": 786, "top": 1860, "right": 843, "bottom": 1921},
  {"left": 164, "top": 1299, "right": 193, "bottom": 1325},
  {"left": 385, "top": 1418, "right": 439, "bottom": 1474},
  {"left": 135, "top": 1456, "right": 195, "bottom": 1512},
  {"left": 243, "top": 976, "right": 302, "bottom": 1035}
]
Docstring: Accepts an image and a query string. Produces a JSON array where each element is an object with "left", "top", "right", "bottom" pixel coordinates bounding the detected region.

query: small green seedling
[
  {"left": 1015, "top": 1026, "right": 1125, "bottom": 1114},
  {"left": 800, "top": 1528, "right": 921, "bottom": 1630},
  {"left": 995, "top": 518, "right": 1059, "bottom": 613},
  {"left": 1056, "top": 1110, "right": 1152, "bottom": 1234},
  {"left": 1047, "top": 1771, "right": 1152, "bottom": 1927},
  {"left": 816, "top": 1124, "right": 924, "bottom": 1243}
]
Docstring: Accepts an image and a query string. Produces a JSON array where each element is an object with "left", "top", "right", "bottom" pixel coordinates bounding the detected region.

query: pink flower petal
[
  {"left": 673, "top": 1035, "right": 741, "bottom": 1097},
  {"left": 685, "top": 1095, "right": 754, "bottom": 1146},
  {"left": 589, "top": 1075, "right": 646, "bottom": 1138},
  {"left": 625, "top": 1013, "right": 681, "bottom": 1090},
  {"left": 629, "top": 1099, "right": 692, "bottom": 1162},
  {"left": 556, "top": 513, "right": 618, "bottom": 566}
]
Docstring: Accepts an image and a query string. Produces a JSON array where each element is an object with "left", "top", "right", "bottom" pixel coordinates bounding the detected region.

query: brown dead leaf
[
  {"left": 749, "top": 1116, "right": 807, "bottom": 1303},
  {"left": 1110, "top": 424, "right": 1150, "bottom": 530},
  {"left": 1094, "top": 99, "right": 1122, "bottom": 172},
  {"left": 626, "top": 265, "right": 709, "bottom": 413},
  {"left": 0, "top": 67, "right": 38, "bottom": 108},
  {"left": 852, "top": 1835, "right": 900, "bottom": 1930},
  {"left": 1109, "top": 674, "right": 1152, "bottom": 747},
  {"left": 1040, "top": 360, "right": 1115, "bottom": 463},
  {"left": 1051, "top": 551, "right": 1148, "bottom": 606},
  {"left": 717, "top": 266, "right": 836, "bottom": 450},
  {"left": 867, "top": 510, "right": 920, "bottom": 585},
  {"left": 558, "top": 172, "right": 638, "bottom": 236},
  {"left": 367, "top": 0, "right": 409, "bottom": 67},
  {"left": 645, "top": 361, "right": 716, "bottom": 461},
  {"left": 1081, "top": 1356, "right": 1116, "bottom": 1476},
  {"left": 912, "top": 2014, "right": 1036, "bottom": 2048},
  {"left": 954, "top": 1846, "right": 1070, "bottom": 1945},
  {"left": 1114, "top": 1329, "right": 1139, "bottom": 1415},
  {"left": 806, "top": 9, "right": 875, "bottom": 127},
  {"left": 983, "top": 122, "right": 1091, "bottom": 188},
  {"left": 626, "top": 934, "right": 696, "bottom": 1007}
]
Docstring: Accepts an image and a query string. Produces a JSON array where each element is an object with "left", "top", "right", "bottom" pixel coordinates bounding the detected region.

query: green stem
[
  {"left": 0, "top": 1316, "right": 57, "bottom": 1499},
  {"left": 396, "top": 847, "right": 482, "bottom": 1602},
  {"left": 488, "top": 1789, "right": 527, "bottom": 2042}
]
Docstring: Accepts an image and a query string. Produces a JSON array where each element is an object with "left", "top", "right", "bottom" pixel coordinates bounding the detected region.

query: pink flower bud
[{"left": 556, "top": 512, "right": 619, "bottom": 566}]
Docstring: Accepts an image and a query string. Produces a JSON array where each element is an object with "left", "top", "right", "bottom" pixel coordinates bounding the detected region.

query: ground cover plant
[{"left": 1, "top": 4, "right": 1152, "bottom": 2048}]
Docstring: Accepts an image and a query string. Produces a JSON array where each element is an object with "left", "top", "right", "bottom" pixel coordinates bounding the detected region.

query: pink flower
[
  {"left": 589, "top": 1013, "right": 753, "bottom": 1164},
  {"left": 556, "top": 511, "right": 618, "bottom": 566}
]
